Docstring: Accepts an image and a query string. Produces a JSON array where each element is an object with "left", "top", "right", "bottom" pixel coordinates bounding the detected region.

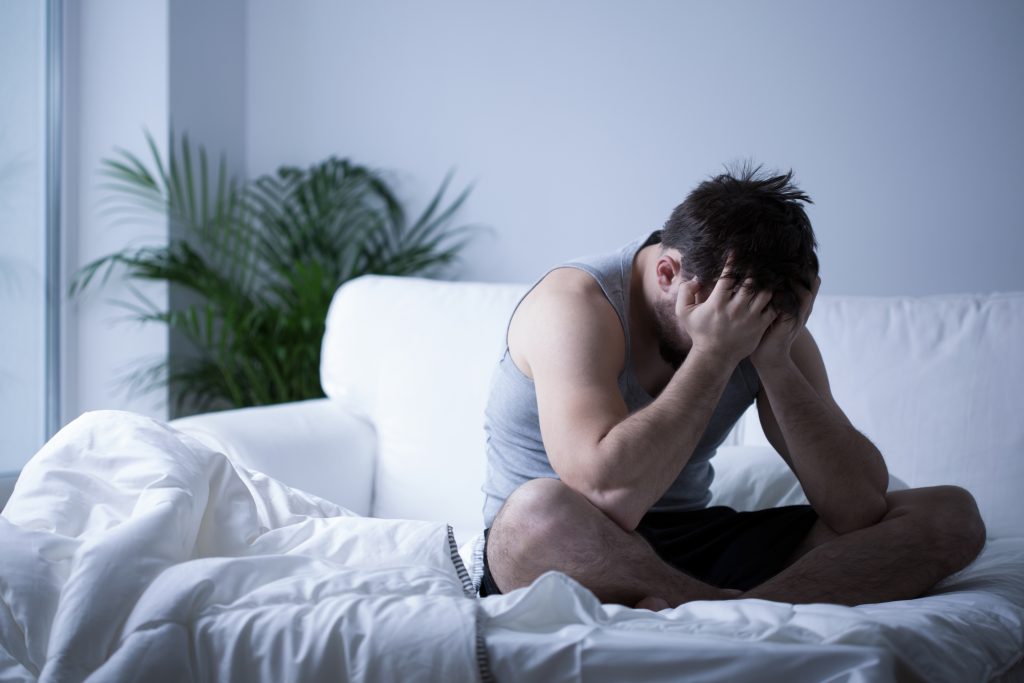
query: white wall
[
  {"left": 48, "top": 0, "right": 1024, "bottom": 440},
  {"left": 65, "top": 0, "right": 170, "bottom": 423},
  {"left": 246, "top": 0, "right": 1024, "bottom": 295}
]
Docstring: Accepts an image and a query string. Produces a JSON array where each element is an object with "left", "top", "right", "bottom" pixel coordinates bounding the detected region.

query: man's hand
[
  {"left": 750, "top": 275, "right": 821, "bottom": 371},
  {"left": 676, "top": 258, "right": 777, "bottom": 367}
]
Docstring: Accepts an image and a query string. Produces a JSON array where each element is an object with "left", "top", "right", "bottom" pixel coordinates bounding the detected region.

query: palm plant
[{"left": 72, "top": 132, "right": 477, "bottom": 416}]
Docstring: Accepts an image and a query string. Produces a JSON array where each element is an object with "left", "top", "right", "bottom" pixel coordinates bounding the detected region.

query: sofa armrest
[{"left": 170, "top": 398, "right": 376, "bottom": 515}]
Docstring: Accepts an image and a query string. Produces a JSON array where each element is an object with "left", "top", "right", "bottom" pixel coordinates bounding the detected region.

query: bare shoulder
[{"left": 508, "top": 267, "right": 625, "bottom": 381}]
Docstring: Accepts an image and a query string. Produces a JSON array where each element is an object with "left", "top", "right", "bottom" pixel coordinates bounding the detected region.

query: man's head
[{"left": 650, "top": 164, "right": 819, "bottom": 365}]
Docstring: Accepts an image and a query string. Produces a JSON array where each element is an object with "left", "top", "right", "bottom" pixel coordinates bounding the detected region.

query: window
[{"left": 0, "top": 0, "right": 61, "bottom": 475}]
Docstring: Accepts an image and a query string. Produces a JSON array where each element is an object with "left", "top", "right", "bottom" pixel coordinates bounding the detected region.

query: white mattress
[
  {"left": 474, "top": 538, "right": 1024, "bottom": 682},
  {"left": 461, "top": 446, "right": 1024, "bottom": 682}
]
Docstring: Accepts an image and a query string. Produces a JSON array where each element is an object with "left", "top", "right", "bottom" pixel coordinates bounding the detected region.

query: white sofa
[
  {"left": 173, "top": 275, "right": 1024, "bottom": 543},
  {"left": 171, "top": 275, "right": 1024, "bottom": 681}
]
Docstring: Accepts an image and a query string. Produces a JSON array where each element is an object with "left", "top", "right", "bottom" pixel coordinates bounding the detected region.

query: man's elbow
[
  {"left": 559, "top": 446, "right": 649, "bottom": 532},
  {"left": 565, "top": 480, "right": 645, "bottom": 532},
  {"left": 592, "top": 487, "right": 648, "bottom": 531},
  {"left": 823, "top": 491, "right": 889, "bottom": 535}
]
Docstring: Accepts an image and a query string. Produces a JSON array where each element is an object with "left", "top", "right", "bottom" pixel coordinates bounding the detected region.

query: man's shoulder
[
  {"left": 534, "top": 265, "right": 608, "bottom": 298},
  {"left": 508, "top": 267, "right": 625, "bottom": 378},
  {"left": 515, "top": 267, "right": 620, "bottom": 331}
]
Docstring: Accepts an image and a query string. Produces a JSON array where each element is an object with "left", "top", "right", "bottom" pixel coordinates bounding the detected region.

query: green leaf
[{"left": 72, "top": 133, "right": 481, "bottom": 415}]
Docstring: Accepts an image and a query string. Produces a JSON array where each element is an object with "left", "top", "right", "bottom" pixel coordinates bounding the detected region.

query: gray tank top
[{"left": 481, "top": 231, "right": 761, "bottom": 528}]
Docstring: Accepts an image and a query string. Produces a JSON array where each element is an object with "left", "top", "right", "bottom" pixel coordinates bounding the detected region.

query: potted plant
[{"left": 72, "top": 132, "right": 478, "bottom": 416}]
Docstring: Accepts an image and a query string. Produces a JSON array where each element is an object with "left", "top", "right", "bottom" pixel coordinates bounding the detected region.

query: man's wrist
[
  {"left": 751, "top": 354, "right": 797, "bottom": 382},
  {"left": 686, "top": 345, "right": 741, "bottom": 374}
]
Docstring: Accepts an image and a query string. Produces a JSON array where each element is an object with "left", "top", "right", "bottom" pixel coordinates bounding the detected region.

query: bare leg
[
  {"left": 745, "top": 485, "right": 987, "bottom": 605},
  {"left": 486, "top": 478, "right": 738, "bottom": 607},
  {"left": 488, "top": 480, "right": 986, "bottom": 608}
]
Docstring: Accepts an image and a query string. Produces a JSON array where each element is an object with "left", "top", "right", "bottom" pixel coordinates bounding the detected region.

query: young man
[{"left": 479, "top": 166, "right": 986, "bottom": 609}]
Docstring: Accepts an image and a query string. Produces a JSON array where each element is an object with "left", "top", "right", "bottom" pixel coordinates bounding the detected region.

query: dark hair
[{"left": 661, "top": 163, "right": 819, "bottom": 317}]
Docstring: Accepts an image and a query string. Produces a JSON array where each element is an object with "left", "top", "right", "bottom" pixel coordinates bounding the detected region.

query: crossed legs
[{"left": 485, "top": 478, "right": 986, "bottom": 607}]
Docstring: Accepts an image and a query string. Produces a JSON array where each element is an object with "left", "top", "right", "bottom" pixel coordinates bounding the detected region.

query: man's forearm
[
  {"left": 591, "top": 349, "right": 736, "bottom": 530},
  {"left": 758, "top": 360, "right": 889, "bottom": 533}
]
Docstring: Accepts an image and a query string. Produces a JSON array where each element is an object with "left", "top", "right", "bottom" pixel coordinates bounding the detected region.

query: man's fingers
[
  {"left": 684, "top": 276, "right": 702, "bottom": 304},
  {"left": 797, "top": 274, "right": 821, "bottom": 321},
  {"left": 798, "top": 275, "right": 820, "bottom": 302},
  {"left": 675, "top": 276, "right": 702, "bottom": 316},
  {"left": 751, "top": 289, "right": 774, "bottom": 313},
  {"left": 729, "top": 277, "right": 758, "bottom": 309},
  {"left": 710, "top": 254, "right": 739, "bottom": 302},
  {"left": 719, "top": 254, "right": 738, "bottom": 283}
]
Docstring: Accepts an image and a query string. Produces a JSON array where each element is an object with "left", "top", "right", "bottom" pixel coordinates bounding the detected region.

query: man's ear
[{"left": 655, "top": 252, "right": 683, "bottom": 292}]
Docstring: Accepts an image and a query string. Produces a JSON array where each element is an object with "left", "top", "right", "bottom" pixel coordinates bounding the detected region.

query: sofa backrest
[
  {"left": 321, "top": 276, "right": 528, "bottom": 540},
  {"left": 738, "top": 292, "right": 1024, "bottom": 538},
  {"left": 322, "top": 276, "right": 1024, "bottom": 540}
]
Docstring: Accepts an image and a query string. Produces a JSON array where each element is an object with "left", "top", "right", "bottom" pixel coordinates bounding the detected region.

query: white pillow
[{"left": 710, "top": 445, "right": 908, "bottom": 511}]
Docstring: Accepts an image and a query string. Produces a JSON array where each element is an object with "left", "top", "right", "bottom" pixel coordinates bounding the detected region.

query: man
[{"left": 479, "top": 166, "right": 986, "bottom": 609}]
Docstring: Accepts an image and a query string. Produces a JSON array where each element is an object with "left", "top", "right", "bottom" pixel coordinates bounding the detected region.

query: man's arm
[
  {"left": 751, "top": 282, "right": 889, "bottom": 534},
  {"left": 517, "top": 265, "right": 775, "bottom": 531}
]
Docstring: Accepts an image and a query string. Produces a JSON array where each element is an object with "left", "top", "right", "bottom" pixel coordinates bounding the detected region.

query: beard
[
  {"left": 652, "top": 297, "right": 689, "bottom": 370},
  {"left": 658, "top": 337, "right": 685, "bottom": 371}
]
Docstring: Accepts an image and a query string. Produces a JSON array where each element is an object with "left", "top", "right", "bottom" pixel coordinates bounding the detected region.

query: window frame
[{"left": 44, "top": 0, "right": 63, "bottom": 441}]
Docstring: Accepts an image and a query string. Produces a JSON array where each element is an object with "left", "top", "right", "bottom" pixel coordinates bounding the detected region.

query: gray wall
[
  {"left": 169, "top": 0, "right": 247, "bottom": 417},
  {"left": 247, "top": 0, "right": 1024, "bottom": 296}
]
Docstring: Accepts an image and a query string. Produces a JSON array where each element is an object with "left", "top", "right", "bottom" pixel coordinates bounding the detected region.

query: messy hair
[{"left": 661, "top": 163, "right": 819, "bottom": 317}]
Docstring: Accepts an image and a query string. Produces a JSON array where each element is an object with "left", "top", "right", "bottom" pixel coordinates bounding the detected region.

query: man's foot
[
  {"left": 635, "top": 588, "right": 741, "bottom": 610},
  {"left": 634, "top": 596, "right": 671, "bottom": 611}
]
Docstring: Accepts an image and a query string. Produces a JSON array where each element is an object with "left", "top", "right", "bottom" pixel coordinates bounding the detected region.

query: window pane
[{"left": 0, "top": 1, "right": 47, "bottom": 472}]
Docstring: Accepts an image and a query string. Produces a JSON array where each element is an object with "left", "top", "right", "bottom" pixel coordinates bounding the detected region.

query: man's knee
[
  {"left": 488, "top": 478, "right": 609, "bottom": 587},
  {"left": 491, "top": 478, "right": 589, "bottom": 555},
  {"left": 930, "top": 485, "right": 987, "bottom": 569},
  {"left": 888, "top": 485, "right": 986, "bottom": 572}
]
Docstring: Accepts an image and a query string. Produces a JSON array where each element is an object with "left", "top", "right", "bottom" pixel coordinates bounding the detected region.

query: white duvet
[
  {"left": 0, "top": 412, "right": 482, "bottom": 682},
  {"left": 2, "top": 413, "right": 1023, "bottom": 683}
]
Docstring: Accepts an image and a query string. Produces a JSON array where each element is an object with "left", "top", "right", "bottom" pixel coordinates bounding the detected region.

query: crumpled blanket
[{"left": 0, "top": 411, "right": 482, "bottom": 683}]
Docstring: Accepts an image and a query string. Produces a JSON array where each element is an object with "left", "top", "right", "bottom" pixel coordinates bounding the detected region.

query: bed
[{"left": 2, "top": 275, "right": 1022, "bottom": 681}]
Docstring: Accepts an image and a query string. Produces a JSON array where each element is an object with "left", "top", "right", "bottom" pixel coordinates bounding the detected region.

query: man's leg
[
  {"left": 486, "top": 478, "right": 738, "bottom": 607},
  {"left": 744, "top": 485, "right": 986, "bottom": 605},
  {"left": 487, "top": 480, "right": 986, "bottom": 608}
]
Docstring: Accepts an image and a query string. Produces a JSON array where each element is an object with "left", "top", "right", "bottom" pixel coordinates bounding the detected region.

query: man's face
[{"left": 651, "top": 277, "right": 715, "bottom": 369}]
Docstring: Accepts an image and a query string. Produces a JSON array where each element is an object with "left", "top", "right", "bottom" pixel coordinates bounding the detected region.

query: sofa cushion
[
  {"left": 737, "top": 292, "right": 1024, "bottom": 538},
  {"left": 322, "top": 276, "right": 528, "bottom": 541}
]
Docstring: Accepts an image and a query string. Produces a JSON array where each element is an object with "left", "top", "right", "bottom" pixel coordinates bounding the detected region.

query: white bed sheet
[{"left": 477, "top": 538, "right": 1024, "bottom": 682}]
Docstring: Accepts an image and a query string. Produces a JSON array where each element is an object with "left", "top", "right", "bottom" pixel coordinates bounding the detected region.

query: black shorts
[{"left": 479, "top": 504, "right": 818, "bottom": 597}]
